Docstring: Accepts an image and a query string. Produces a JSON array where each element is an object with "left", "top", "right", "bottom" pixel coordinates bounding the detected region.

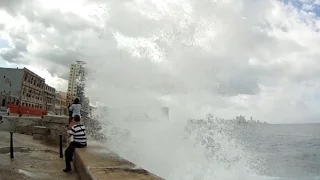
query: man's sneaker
[{"left": 63, "top": 168, "right": 72, "bottom": 172}]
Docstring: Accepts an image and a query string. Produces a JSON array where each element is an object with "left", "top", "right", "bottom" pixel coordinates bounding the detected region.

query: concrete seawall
[
  {"left": 0, "top": 115, "right": 164, "bottom": 180},
  {"left": 74, "top": 144, "right": 163, "bottom": 180}
]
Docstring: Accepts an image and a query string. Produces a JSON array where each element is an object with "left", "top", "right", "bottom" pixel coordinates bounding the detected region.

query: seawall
[{"left": 0, "top": 115, "right": 163, "bottom": 180}]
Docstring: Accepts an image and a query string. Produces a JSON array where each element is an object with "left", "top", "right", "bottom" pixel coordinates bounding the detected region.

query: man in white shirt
[{"left": 63, "top": 115, "right": 87, "bottom": 172}]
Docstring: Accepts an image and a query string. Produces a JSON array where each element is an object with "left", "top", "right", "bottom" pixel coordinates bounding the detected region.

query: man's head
[
  {"left": 74, "top": 115, "right": 81, "bottom": 122},
  {"left": 69, "top": 116, "right": 73, "bottom": 123}
]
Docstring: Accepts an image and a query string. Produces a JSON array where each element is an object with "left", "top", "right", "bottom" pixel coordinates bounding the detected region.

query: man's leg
[{"left": 64, "top": 142, "right": 76, "bottom": 172}]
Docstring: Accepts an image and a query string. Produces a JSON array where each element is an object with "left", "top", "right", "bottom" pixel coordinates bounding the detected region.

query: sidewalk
[{"left": 0, "top": 131, "right": 79, "bottom": 180}]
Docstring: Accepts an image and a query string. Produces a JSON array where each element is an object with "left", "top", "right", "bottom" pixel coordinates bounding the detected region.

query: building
[
  {"left": 60, "top": 92, "right": 68, "bottom": 115},
  {"left": 67, "top": 61, "right": 83, "bottom": 103},
  {"left": 67, "top": 61, "right": 91, "bottom": 117},
  {"left": 44, "top": 84, "right": 56, "bottom": 113},
  {"left": 54, "top": 92, "right": 61, "bottom": 115},
  {"left": 0, "top": 67, "right": 45, "bottom": 109},
  {"left": 0, "top": 68, "right": 22, "bottom": 108},
  {"left": 55, "top": 91, "right": 68, "bottom": 115}
]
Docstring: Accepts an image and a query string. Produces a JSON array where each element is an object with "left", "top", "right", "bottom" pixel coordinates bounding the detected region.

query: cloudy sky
[{"left": 1, "top": 0, "right": 320, "bottom": 123}]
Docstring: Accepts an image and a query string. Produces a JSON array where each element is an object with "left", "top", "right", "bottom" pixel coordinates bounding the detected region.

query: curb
[{"left": 74, "top": 148, "right": 96, "bottom": 180}]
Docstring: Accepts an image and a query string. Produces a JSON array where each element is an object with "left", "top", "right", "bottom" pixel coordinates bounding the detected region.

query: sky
[{"left": 1, "top": 0, "right": 320, "bottom": 123}]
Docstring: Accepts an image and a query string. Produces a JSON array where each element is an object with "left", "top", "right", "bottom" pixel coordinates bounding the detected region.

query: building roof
[{"left": 23, "top": 68, "right": 45, "bottom": 81}]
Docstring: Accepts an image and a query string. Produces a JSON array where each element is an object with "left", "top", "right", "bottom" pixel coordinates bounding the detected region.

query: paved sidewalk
[{"left": 0, "top": 131, "right": 79, "bottom": 180}]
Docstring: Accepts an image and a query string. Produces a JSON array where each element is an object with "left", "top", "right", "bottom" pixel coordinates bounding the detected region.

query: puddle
[
  {"left": 0, "top": 147, "right": 32, "bottom": 154},
  {"left": 18, "top": 169, "right": 51, "bottom": 179}
]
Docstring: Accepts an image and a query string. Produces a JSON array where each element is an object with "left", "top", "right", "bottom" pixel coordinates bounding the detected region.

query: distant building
[
  {"left": 67, "top": 62, "right": 82, "bottom": 103},
  {"left": 60, "top": 92, "right": 68, "bottom": 115},
  {"left": 54, "top": 93, "right": 61, "bottom": 115},
  {"left": 44, "top": 84, "right": 56, "bottom": 113},
  {"left": 55, "top": 91, "right": 68, "bottom": 115},
  {"left": 0, "top": 67, "right": 45, "bottom": 109},
  {"left": 66, "top": 61, "right": 90, "bottom": 117}
]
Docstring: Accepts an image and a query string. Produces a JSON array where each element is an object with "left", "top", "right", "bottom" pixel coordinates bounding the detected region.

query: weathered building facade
[
  {"left": 0, "top": 67, "right": 46, "bottom": 109},
  {"left": 0, "top": 68, "right": 23, "bottom": 108},
  {"left": 21, "top": 68, "right": 45, "bottom": 109},
  {"left": 55, "top": 91, "right": 68, "bottom": 115},
  {"left": 44, "top": 84, "right": 56, "bottom": 113}
]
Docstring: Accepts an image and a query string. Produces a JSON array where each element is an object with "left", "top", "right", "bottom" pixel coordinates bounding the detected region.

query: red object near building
[{"left": 8, "top": 104, "right": 47, "bottom": 116}]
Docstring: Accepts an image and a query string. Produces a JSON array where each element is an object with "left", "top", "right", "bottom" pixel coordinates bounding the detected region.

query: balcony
[{"left": 22, "top": 81, "right": 43, "bottom": 91}]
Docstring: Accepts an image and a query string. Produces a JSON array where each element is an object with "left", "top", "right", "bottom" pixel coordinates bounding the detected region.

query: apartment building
[
  {"left": 67, "top": 62, "right": 82, "bottom": 103},
  {"left": 0, "top": 67, "right": 45, "bottom": 109}
]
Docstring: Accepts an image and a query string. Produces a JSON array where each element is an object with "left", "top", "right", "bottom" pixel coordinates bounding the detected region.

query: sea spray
[{"left": 93, "top": 105, "right": 262, "bottom": 179}]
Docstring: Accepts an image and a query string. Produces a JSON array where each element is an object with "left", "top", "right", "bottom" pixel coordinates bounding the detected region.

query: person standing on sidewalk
[
  {"left": 63, "top": 115, "right": 87, "bottom": 172},
  {"left": 6, "top": 108, "right": 10, "bottom": 116}
]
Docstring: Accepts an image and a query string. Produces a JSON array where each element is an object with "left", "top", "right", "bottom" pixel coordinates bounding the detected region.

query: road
[{"left": 0, "top": 130, "right": 79, "bottom": 180}]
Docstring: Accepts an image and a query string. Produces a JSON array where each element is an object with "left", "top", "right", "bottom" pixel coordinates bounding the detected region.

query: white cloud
[{"left": 0, "top": 0, "right": 320, "bottom": 123}]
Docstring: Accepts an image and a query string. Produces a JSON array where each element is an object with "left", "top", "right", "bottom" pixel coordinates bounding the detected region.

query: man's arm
[{"left": 66, "top": 125, "right": 75, "bottom": 138}]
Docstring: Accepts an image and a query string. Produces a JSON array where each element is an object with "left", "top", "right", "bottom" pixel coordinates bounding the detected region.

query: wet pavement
[{"left": 0, "top": 131, "right": 79, "bottom": 180}]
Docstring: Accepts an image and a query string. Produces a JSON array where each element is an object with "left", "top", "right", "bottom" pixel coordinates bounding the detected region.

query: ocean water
[
  {"left": 96, "top": 113, "right": 320, "bottom": 180},
  {"left": 237, "top": 123, "right": 320, "bottom": 179}
]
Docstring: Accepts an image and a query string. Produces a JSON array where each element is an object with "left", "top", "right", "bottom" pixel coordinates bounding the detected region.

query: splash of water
[
  {"left": 83, "top": 0, "right": 307, "bottom": 179},
  {"left": 88, "top": 105, "right": 264, "bottom": 180}
]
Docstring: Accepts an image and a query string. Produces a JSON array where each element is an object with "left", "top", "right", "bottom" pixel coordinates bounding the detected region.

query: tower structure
[{"left": 67, "top": 61, "right": 83, "bottom": 103}]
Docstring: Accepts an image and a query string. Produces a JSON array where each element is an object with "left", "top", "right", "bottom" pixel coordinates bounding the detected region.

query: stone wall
[
  {"left": 0, "top": 115, "right": 68, "bottom": 144},
  {"left": 0, "top": 116, "right": 43, "bottom": 134},
  {"left": 43, "top": 115, "right": 68, "bottom": 144}
]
